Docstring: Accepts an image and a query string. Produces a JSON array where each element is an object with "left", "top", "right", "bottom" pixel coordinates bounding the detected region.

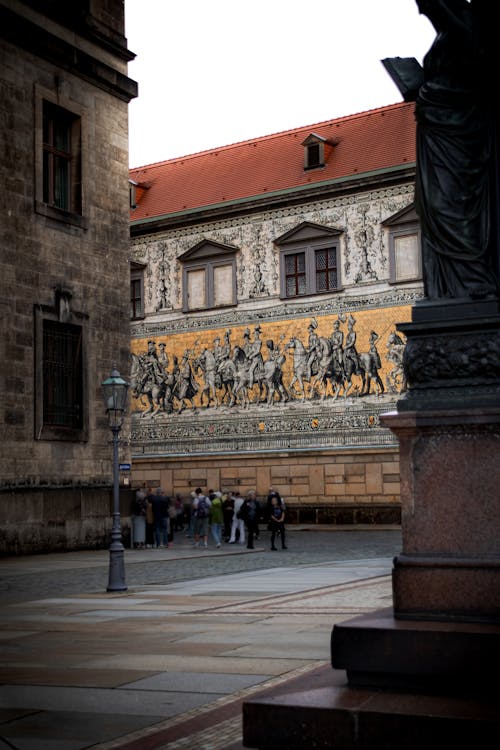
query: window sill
[
  {"left": 183, "top": 302, "right": 237, "bottom": 314},
  {"left": 36, "top": 425, "right": 88, "bottom": 442},
  {"left": 280, "top": 288, "right": 342, "bottom": 301},
  {"left": 35, "top": 201, "right": 88, "bottom": 230}
]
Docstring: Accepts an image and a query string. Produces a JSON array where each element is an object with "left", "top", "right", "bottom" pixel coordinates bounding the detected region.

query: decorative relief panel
[
  {"left": 130, "top": 307, "right": 411, "bottom": 457},
  {"left": 130, "top": 186, "right": 416, "bottom": 316}
]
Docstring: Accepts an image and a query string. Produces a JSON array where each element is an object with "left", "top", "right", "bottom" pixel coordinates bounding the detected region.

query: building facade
[
  {"left": 0, "top": 1, "right": 137, "bottom": 554},
  {"left": 129, "top": 103, "right": 423, "bottom": 521}
]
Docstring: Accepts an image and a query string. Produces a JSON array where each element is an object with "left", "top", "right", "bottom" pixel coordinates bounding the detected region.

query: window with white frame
[
  {"left": 275, "top": 222, "right": 342, "bottom": 299},
  {"left": 179, "top": 240, "right": 238, "bottom": 312},
  {"left": 383, "top": 204, "right": 422, "bottom": 283}
]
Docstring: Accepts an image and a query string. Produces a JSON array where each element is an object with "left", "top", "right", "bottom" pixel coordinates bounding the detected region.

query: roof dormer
[
  {"left": 129, "top": 178, "right": 151, "bottom": 210},
  {"left": 301, "top": 133, "right": 338, "bottom": 171}
]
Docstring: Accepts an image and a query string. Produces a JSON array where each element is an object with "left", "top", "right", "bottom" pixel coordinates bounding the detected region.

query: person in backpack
[
  {"left": 192, "top": 487, "right": 211, "bottom": 548},
  {"left": 208, "top": 490, "right": 224, "bottom": 549}
]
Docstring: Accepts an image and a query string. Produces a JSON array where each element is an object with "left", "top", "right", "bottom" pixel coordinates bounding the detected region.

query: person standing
[
  {"left": 268, "top": 494, "right": 287, "bottom": 551},
  {"left": 222, "top": 491, "right": 234, "bottom": 542},
  {"left": 151, "top": 488, "right": 170, "bottom": 549},
  {"left": 174, "top": 494, "right": 185, "bottom": 531},
  {"left": 239, "top": 490, "right": 260, "bottom": 550},
  {"left": 192, "top": 488, "right": 211, "bottom": 549},
  {"left": 145, "top": 487, "right": 155, "bottom": 548},
  {"left": 229, "top": 491, "right": 245, "bottom": 545},
  {"left": 132, "top": 485, "right": 148, "bottom": 549},
  {"left": 186, "top": 491, "right": 196, "bottom": 539},
  {"left": 209, "top": 491, "right": 224, "bottom": 548}
]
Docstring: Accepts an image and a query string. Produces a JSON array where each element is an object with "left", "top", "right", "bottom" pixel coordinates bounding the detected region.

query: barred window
[{"left": 43, "top": 321, "right": 83, "bottom": 430}]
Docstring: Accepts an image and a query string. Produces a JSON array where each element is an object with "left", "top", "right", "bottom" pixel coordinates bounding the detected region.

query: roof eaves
[{"left": 130, "top": 162, "right": 415, "bottom": 227}]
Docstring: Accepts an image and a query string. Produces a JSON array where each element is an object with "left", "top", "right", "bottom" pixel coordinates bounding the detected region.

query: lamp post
[{"left": 101, "top": 364, "right": 129, "bottom": 592}]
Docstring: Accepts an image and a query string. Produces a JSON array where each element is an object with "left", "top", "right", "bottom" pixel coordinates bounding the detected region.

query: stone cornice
[{"left": 0, "top": 4, "right": 138, "bottom": 102}]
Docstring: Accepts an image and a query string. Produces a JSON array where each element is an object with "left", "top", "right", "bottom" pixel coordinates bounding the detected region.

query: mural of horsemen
[{"left": 130, "top": 314, "right": 408, "bottom": 418}]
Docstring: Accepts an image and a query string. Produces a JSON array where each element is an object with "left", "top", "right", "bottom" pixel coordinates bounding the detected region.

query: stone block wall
[
  {"left": 131, "top": 447, "right": 401, "bottom": 525},
  {"left": 0, "top": 2, "right": 136, "bottom": 554}
]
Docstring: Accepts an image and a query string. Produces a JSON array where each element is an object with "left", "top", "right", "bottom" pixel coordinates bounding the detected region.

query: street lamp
[{"left": 101, "top": 364, "right": 129, "bottom": 592}]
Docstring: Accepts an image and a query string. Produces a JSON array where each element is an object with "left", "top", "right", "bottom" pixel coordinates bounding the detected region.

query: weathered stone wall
[{"left": 0, "top": 3, "right": 136, "bottom": 554}]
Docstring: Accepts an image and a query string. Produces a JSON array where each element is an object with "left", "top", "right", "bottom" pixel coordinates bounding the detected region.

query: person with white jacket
[{"left": 228, "top": 491, "right": 245, "bottom": 545}]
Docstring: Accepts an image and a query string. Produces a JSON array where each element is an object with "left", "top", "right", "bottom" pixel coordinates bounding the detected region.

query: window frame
[
  {"left": 276, "top": 223, "right": 343, "bottom": 300},
  {"left": 34, "top": 85, "right": 88, "bottom": 229},
  {"left": 35, "top": 295, "right": 88, "bottom": 442},
  {"left": 383, "top": 204, "right": 422, "bottom": 284},
  {"left": 179, "top": 241, "right": 238, "bottom": 313},
  {"left": 130, "top": 263, "right": 146, "bottom": 320}
]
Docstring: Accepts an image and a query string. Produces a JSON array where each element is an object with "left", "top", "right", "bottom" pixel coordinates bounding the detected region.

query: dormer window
[
  {"left": 129, "top": 180, "right": 137, "bottom": 209},
  {"left": 307, "top": 142, "right": 321, "bottom": 169},
  {"left": 301, "top": 133, "right": 338, "bottom": 171}
]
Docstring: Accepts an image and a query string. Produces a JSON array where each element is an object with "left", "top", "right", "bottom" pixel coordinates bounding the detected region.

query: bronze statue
[{"left": 385, "top": 0, "right": 500, "bottom": 301}]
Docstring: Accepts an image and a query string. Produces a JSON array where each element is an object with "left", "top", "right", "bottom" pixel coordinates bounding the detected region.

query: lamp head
[{"left": 102, "top": 364, "right": 129, "bottom": 428}]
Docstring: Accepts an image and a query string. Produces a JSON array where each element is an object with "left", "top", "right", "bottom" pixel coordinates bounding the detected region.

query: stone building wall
[{"left": 0, "top": 2, "right": 137, "bottom": 554}]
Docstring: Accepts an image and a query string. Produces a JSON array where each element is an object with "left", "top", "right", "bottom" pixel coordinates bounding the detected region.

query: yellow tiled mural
[{"left": 130, "top": 306, "right": 409, "bottom": 457}]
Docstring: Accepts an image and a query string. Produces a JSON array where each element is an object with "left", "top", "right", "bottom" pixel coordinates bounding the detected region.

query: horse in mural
[
  {"left": 130, "top": 352, "right": 172, "bottom": 417},
  {"left": 223, "top": 346, "right": 282, "bottom": 408},
  {"left": 343, "top": 348, "right": 384, "bottom": 397},
  {"left": 308, "top": 335, "right": 346, "bottom": 400}
]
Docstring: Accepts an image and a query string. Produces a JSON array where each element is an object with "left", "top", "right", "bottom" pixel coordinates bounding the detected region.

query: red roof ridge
[{"left": 129, "top": 100, "right": 408, "bottom": 172}]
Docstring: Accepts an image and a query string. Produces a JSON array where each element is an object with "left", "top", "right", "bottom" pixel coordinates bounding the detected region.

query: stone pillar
[{"left": 384, "top": 301, "right": 500, "bottom": 623}]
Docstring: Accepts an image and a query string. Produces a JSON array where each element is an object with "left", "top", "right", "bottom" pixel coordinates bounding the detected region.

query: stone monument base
[
  {"left": 243, "top": 307, "right": 500, "bottom": 748},
  {"left": 243, "top": 661, "right": 499, "bottom": 750},
  {"left": 243, "top": 610, "right": 500, "bottom": 749}
]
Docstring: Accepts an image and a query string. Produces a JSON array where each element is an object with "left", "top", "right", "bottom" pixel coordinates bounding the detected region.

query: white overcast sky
[{"left": 125, "top": 0, "right": 434, "bottom": 168}]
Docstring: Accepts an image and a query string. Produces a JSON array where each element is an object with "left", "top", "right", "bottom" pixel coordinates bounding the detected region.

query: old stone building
[
  {"left": 129, "top": 102, "right": 423, "bottom": 522},
  {"left": 0, "top": 1, "right": 137, "bottom": 553}
]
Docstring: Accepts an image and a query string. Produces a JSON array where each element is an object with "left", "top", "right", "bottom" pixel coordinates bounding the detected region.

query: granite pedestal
[{"left": 243, "top": 303, "right": 500, "bottom": 748}]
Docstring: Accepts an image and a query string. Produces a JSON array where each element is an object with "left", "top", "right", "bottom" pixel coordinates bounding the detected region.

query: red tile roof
[{"left": 129, "top": 102, "right": 416, "bottom": 222}]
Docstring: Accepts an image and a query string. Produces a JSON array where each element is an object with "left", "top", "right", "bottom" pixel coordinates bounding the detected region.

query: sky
[{"left": 125, "top": 0, "right": 434, "bottom": 169}]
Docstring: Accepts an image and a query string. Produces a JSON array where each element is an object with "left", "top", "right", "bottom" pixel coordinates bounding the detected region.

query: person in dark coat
[
  {"left": 151, "top": 488, "right": 170, "bottom": 548},
  {"left": 239, "top": 490, "right": 260, "bottom": 550}
]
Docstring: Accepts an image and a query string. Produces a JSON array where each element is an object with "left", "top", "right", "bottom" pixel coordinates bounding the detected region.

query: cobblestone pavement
[
  {"left": 0, "top": 527, "right": 401, "bottom": 604},
  {"left": 0, "top": 527, "right": 402, "bottom": 750}
]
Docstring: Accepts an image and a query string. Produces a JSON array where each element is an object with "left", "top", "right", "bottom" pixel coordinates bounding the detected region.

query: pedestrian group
[{"left": 132, "top": 484, "right": 288, "bottom": 552}]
